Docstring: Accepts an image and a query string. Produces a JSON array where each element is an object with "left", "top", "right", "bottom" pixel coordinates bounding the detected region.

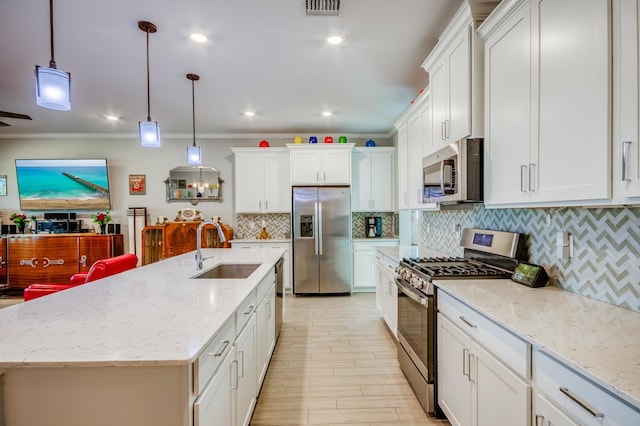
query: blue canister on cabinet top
[
  {"left": 309, "top": 136, "right": 318, "bottom": 143},
  {"left": 365, "top": 139, "right": 376, "bottom": 147}
]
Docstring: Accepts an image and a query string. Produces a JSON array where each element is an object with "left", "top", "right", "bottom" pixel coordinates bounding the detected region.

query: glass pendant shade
[
  {"left": 139, "top": 120, "right": 161, "bottom": 147},
  {"left": 187, "top": 145, "right": 202, "bottom": 165},
  {"left": 35, "top": 65, "right": 71, "bottom": 110}
]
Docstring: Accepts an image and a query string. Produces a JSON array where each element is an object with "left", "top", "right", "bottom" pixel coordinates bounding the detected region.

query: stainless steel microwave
[{"left": 422, "top": 138, "right": 483, "bottom": 204}]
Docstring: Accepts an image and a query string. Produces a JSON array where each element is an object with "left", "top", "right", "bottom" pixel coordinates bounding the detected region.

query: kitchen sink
[{"left": 192, "top": 263, "right": 261, "bottom": 279}]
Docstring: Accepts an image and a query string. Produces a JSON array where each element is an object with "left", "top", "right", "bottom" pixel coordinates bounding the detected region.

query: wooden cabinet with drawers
[
  {"left": 141, "top": 221, "right": 233, "bottom": 265},
  {"left": 4, "top": 234, "right": 124, "bottom": 289}
]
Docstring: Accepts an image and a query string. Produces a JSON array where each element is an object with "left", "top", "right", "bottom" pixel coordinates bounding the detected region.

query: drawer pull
[
  {"left": 459, "top": 315, "right": 477, "bottom": 328},
  {"left": 42, "top": 257, "right": 64, "bottom": 268},
  {"left": 462, "top": 348, "right": 470, "bottom": 377},
  {"left": 468, "top": 353, "right": 476, "bottom": 382},
  {"left": 231, "top": 360, "right": 238, "bottom": 390},
  {"left": 243, "top": 305, "right": 254, "bottom": 315},
  {"left": 208, "top": 340, "right": 230, "bottom": 357},
  {"left": 559, "top": 387, "right": 604, "bottom": 418},
  {"left": 534, "top": 414, "right": 544, "bottom": 426}
]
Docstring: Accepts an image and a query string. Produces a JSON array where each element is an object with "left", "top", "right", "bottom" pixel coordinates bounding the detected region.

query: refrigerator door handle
[
  {"left": 314, "top": 202, "right": 319, "bottom": 255},
  {"left": 318, "top": 202, "right": 323, "bottom": 255}
]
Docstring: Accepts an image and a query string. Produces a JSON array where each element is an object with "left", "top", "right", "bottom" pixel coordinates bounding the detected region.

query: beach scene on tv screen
[{"left": 15, "top": 159, "right": 111, "bottom": 210}]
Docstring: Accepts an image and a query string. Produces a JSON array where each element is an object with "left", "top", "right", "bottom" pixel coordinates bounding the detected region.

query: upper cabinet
[
  {"left": 614, "top": 0, "right": 640, "bottom": 202},
  {"left": 352, "top": 147, "right": 395, "bottom": 212},
  {"left": 422, "top": 2, "right": 483, "bottom": 153},
  {"left": 232, "top": 148, "right": 290, "bottom": 213},
  {"left": 287, "top": 143, "right": 353, "bottom": 185},
  {"left": 479, "top": 0, "right": 611, "bottom": 207}
]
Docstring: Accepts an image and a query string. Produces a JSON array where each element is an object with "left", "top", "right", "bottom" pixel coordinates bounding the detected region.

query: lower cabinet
[
  {"left": 194, "top": 348, "right": 235, "bottom": 426},
  {"left": 437, "top": 291, "right": 531, "bottom": 426},
  {"left": 353, "top": 240, "right": 398, "bottom": 292},
  {"left": 374, "top": 251, "right": 398, "bottom": 338},
  {"left": 235, "top": 313, "right": 256, "bottom": 426},
  {"left": 256, "top": 284, "right": 276, "bottom": 391}
]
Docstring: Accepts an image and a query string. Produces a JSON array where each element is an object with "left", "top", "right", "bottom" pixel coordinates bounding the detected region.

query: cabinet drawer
[
  {"left": 193, "top": 317, "right": 235, "bottom": 396},
  {"left": 437, "top": 290, "right": 530, "bottom": 379},
  {"left": 257, "top": 269, "right": 275, "bottom": 304},
  {"left": 236, "top": 290, "right": 257, "bottom": 334},
  {"left": 534, "top": 350, "right": 640, "bottom": 426}
]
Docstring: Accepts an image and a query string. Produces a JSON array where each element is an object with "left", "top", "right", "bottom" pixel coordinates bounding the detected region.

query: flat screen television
[{"left": 15, "top": 159, "right": 111, "bottom": 211}]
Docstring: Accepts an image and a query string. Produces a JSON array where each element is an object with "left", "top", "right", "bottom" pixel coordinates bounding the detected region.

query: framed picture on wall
[
  {"left": 0, "top": 175, "right": 6, "bottom": 196},
  {"left": 129, "top": 174, "right": 146, "bottom": 195}
]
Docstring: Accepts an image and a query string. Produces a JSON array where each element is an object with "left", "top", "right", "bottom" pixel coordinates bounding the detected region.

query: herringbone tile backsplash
[{"left": 421, "top": 205, "right": 640, "bottom": 312}]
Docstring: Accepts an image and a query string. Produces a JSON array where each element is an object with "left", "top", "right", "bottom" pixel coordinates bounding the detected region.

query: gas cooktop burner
[{"left": 407, "top": 256, "right": 467, "bottom": 263}]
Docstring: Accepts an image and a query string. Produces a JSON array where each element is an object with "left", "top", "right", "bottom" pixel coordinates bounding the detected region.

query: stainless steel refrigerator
[{"left": 292, "top": 186, "right": 352, "bottom": 295}]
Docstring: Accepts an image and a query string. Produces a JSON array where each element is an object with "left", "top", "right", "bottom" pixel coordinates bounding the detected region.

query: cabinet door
[
  {"left": 290, "top": 150, "right": 321, "bottom": 184},
  {"left": 534, "top": 393, "right": 580, "bottom": 426},
  {"left": 448, "top": 25, "right": 472, "bottom": 142},
  {"left": 264, "top": 152, "right": 290, "bottom": 212},
  {"left": 353, "top": 249, "right": 375, "bottom": 289},
  {"left": 7, "top": 237, "right": 79, "bottom": 288},
  {"left": 430, "top": 61, "right": 449, "bottom": 149},
  {"left": 256, "top": 285, "right": 275, "bottom": 393},
  {"left": 235, "top": 153, "right": 265, "bottom": 212},
  {"left": 396, "top": 123, "right": 410, "bottom": 209},
  {"left": 371, "top": 151, "right": 394, "bottom": 211},
  {"left": 142, "top": 227, "right": 164, "bottom": 265},
  {"left": 484, "top": 1, "right": 532, "bottom": 205},
  {"left": 383, "top": 270, "right": 397, "bottom": 338},
  {"left": 473, "top": 342, "right": 530, "bottom": 426},
  {"left": 194, "top": 348, "right": 235, "bottom": 426},
  {"left": 438, "top": 313, "right": 473, "bottom": 426},
  {"left": 375, "top": 261, "right": 384, "bottom": 313},
  {"left": 164, "top": 223, "right": 199, "bottom": 257},
  {"left": 408, "top": 112, "right": 424, "bottom": 209},
  {"left": 532, "top": 0, "right": 610, "bottom": 203},
  {"left": 422, "top": 99, "right": 433, "bottom": 155},
  {"left": 0, "top": 238, "right": 7, "bottom": 287},
  {"left": 235, "top": 314, "right": 256, "bottom": 426},
  {"left": 352, "top": 150, "right": 372, "bottom": 211},
  {"left": 321, "top": 150, "right": 351, "bottom": 184},
  {"left": 78, "top": 236, "right": 113, "bottom": 273}
]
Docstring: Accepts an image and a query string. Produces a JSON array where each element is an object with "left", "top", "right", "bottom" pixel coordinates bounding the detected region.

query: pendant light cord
[
  {"left": 191, "top": 79, "right": 196, "bottom": 147},
  {"left": 49, "top": 0, "right": 57, "bottom": 69},
  {"left": 146, "top": 29, "right": 151, "bottom": 122}
]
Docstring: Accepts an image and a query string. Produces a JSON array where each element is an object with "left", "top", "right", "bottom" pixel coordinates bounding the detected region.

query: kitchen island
[{"left": 0, "top": 247, "right": 284, "bottom": 426}]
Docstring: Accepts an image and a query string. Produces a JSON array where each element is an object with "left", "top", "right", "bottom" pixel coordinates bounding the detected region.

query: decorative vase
[
  {"left": 100, "top": 224, "right": 106, "bottom": 234},
  {"left": 16, "top": 222, "right": 25, "bottom": 234}
]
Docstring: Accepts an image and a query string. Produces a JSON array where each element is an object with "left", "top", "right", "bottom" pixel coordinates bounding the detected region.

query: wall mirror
[{"left": 164, "top": 166, "right": 223, "bottom": 205}]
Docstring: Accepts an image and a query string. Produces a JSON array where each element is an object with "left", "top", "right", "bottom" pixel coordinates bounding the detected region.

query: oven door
[{"left": 396, "top": 279, "right": 434, "bottom": 382}]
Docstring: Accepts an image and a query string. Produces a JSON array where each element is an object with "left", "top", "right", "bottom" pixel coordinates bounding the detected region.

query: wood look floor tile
[{"left": 249, "top": 293, "right": 451, "bottom": 426}]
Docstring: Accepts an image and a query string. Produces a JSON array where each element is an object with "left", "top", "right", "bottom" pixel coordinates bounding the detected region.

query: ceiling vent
[{"left": 306, "top": 0, "right": 341, "bottom": 16}]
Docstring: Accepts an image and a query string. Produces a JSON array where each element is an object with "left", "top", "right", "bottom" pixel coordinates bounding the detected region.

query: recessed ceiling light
[
  {"left": 326, "top": 35, "right": 344, "bottom": 45},
  {"left": 104, "top": 115, "right": 119, "bottom": 121},
  {"left": 190, "top": 33, "right": 207, "bottom": 43},
  {"left": 322, "top": 111, "right": 332, "bottom": 117},
  {"left": 244, "top": 111, "right": 255, "bottom": 116}
]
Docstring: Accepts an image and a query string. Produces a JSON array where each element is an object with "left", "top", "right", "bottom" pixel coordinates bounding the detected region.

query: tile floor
[{"left": 250, "top": 293, "right": 450, "bottom": 426}]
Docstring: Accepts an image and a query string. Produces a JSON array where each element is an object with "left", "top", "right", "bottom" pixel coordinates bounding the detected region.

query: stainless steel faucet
[{"left": 195, "top": 220, "right": 227, "bottom": 270}]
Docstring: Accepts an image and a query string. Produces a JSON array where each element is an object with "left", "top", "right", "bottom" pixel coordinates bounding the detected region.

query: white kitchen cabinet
[
  {"left": 407, "top": 107, "right": 424, "bottom": 209},
  {"left": 533, "top": 349, "right": 640, "bottom": 426},
  {"left": 422, "top": 2, "right": 482, "bottom": 149},
  {"left": 374, "top": 250, "right": 399, "bottom": 338},
  {"left": 614, "top": 0, "right": 640, "bottom": 202},
  {"left": 437, "top": 290, "right": 531, "bottom": 426},
  {"left": 194, "top": 348, "right": 235, "bottom": 426},
  {"left": 353, "top": 240, "right": 398, "bottom": 292},
  {"left": 352, "top": 147, "right": 395, "bottom": 212},
  {"left": 235, "top": 311, "right": 256, "bottom": 426},
  {"left": 256, "top": 283, "right": 276, "bottom": 393},
  {"left": 232, "top": 148, "right": 290, "bottom": 213},
  {"left": 287, "top": 144, "right": 353, "bottom": 185},
  {"left": 231, "top": 241, "right": 291, "bottom": 294},
  {"left": 480, "top": 0, "right": 610, "bottom": 207}
]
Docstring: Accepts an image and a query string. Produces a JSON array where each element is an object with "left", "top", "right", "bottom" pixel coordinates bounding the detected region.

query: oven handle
[{"left": 395, "top": 279, "right": 428, "bottom": 306}]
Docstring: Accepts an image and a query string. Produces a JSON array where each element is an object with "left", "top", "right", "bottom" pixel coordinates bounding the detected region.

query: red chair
[{"left": 23, "top": 254, "right": 139, "bottom": 301}]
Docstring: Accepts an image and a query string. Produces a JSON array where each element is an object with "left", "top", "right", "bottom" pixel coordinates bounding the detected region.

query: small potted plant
[
  {"left": 9, "top": 213, "right": 33, "bottom": 233},
  {"left": 91, "top": 211, "right": 112, "bottom": 234}
]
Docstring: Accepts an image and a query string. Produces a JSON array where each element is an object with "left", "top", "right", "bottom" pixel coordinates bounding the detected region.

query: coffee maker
[{"left": 365, "top": 217, "right": 382, "bottom": 238}]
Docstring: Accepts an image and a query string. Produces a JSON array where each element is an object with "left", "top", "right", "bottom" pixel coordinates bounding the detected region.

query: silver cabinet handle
[
  {"left": 623, "top": 141, "right": 632, "bottom": 182},
  {"left": 559, "top": 387, "right": 604, "bottom": 418},
  {"left": 42, "top": 258, "right": 64, "bottom": 268},
  {"left": 231, "top": 360, "right": 238, "bottom": 389},
  {"left": 445, "top": 120, "right": 450, "bottom": 139},
  {"left": 243, "top": 305, "right": 254, "bottom": 315},
  {"left": 529, "top": 163, "right": 536, "bottom": 192},
  {"left": 441, "top": 121, "right": 446, "bottom": 140},
  {"left": 208, "top": 340, "right": 230, "bottom": 357},
  {"left": 535, "top": 414, "right": 544, "bottom": 426},
  {"left": 462, "top": 348, "right": 470, "bottom": 377},
  {"left": 316, "top": 171, "right": 319, "bottom": 182},
  {"left": 459, "top": 315, "right": 477, "bottom": 328},
  {"left": 265, "top": 200, "right": 268, "bottom": 210},
  {"left": 259, "top": 200, "right": 262, "bottom": 210},
  {"left": 468, "top": 353, "right": 476, "bottom": 382},
  {"left": 80, "top": 255, "right": 87, "bottom": 268},
  {"left": 238, "top": 350, "right": 245, "bottom": 378},
  {"left": 521, "top": 165, "right": 528, "bottom": 192},
  {"left": 20, "top": 258, "right": 38, "bottom": 268},
  {"left": 0, "top": 256, "right": 5, "bottom": 267}
]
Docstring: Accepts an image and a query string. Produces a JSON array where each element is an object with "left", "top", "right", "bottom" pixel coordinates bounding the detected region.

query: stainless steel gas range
[{"left": 395, "top": 228, "right": 525, "bottom": 416}]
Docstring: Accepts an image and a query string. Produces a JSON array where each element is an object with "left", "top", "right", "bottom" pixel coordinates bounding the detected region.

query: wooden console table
[{"left": 0, "top": 234, "right": 124, "bottom": 290}]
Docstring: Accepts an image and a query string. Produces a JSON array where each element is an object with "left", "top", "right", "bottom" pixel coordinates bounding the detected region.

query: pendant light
[
  {"left": 35, "top": 0, "right": 71, "bottom": 110},
  {"left": 186, "top": 73, "right": 202, "bottom": 165},
  {"left": 138, "top": 21, "right": 160, "bottom": 147}
]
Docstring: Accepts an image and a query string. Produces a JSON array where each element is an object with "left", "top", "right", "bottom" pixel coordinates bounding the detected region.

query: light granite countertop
[
  {"left": 434, "top": 279, "right": 640, "bottom": 410},
  {"left": 230, "top": 238, "right": 291, "bottom": 243},
  {"left": 0, "top": 247, "right": 284, "bottom": 368}
]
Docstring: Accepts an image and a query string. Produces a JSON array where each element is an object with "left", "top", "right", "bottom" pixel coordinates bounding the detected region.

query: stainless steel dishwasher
[{"left": 274, "top": 257, "right": 284, "bottom": 340}]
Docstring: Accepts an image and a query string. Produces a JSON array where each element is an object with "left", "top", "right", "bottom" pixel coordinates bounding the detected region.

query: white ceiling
[{"left": 0, "top": 0, "right": 465, "bottom": 137}]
